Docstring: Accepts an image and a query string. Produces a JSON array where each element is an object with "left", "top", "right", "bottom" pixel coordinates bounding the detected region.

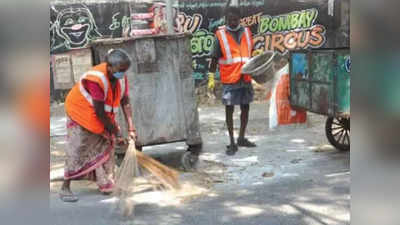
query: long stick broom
[{"left": 114, "top": 140, "right": 180, "bottom": 217}]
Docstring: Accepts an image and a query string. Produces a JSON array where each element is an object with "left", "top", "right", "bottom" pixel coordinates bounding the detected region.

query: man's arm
[
  {"left": 208, "top": 35, "right": 221, "bottom": 89},
  {"left": 209, "top": 36, "right": 222, "bottom": 73},
  {"left": 209, "top": 58, "right": 218, "bottom": 73}
]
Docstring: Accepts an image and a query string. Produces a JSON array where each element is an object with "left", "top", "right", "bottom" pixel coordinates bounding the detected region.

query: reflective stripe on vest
[
  {"left": 104, "top": 104, "right": 119, "bottom": 113},
  {"left": 104, "top": 76, "right": 126, "bottom": 112},
  {"left": 218, "top": 29, "right": 233, "bottom": 62},
  {"left": 78, "top": 70, "right": 118, "bottom": 112},
  {"left": 216, "top": 27, "right": 253, "bottom": 84},
  {"left": 217, "top": 28, "right": 252, "bottom": 65},
  {"left": 79, "top": 70, "right": 109, "bottom": 104},
  {"left": 218, "top": 57, "right": 250, "bottom": 65},
  {"left": 244, "top": 27, "right": 252, "bottom": 56}
]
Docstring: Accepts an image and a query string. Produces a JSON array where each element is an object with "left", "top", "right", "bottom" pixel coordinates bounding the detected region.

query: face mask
[
  {"left": 113, "top": 71, "right": 125, "bottom": 79},
  {"left": 227, "top": 24, "right": 241, "bottom": 31}
]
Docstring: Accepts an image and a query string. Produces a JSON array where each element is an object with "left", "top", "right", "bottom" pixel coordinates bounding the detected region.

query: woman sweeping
[{"left": 60, "top": 49, "right": 137, "bottom": 202}]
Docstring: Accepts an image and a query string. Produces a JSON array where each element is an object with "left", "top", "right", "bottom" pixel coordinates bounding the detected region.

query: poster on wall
[
  {"left": 51, "top": 48, "right": 93, "bottom": 90},
  {"left": 52, "top": 54, "right": 74, "bottom": 90},
  {"left": 70, "top": 48, "right": 93, "bottom": 83}
]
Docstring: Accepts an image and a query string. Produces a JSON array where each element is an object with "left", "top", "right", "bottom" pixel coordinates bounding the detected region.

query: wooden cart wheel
[{"left": 325, "top": 117, "right": 350, "bottom": 151}]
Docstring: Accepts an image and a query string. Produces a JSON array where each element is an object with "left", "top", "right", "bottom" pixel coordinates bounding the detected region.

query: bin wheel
[
  {"left": 135, "top": 145, "right": 143, "bottom": 152},
  {"left": 187, "top": 143, "right": 202, "bottom": 156},
  {"left": 325, "top": 117, "right": 350, "bottom": 151},
  {"left": 181, "top": 151, "right": 199, "bottom": 171}
]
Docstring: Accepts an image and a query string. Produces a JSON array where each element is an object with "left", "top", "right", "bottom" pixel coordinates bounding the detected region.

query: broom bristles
[
  {"left": 114, "top": 140, "right": 180, "bottom": 218},
  {"left": 114, "top": 141, "right": 139, "bottom": 217},
  {"left": 116, "top": 140, "right": 181, "bottom": 190},
  {"left": 136, "top": 150, "right": 181, "bottom": 190}
]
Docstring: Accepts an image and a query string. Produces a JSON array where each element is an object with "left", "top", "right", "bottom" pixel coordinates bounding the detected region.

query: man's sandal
[
  {"left": 226, "top": 144, "right": 238, "bottom": 156},
  {"left": 237, "top": 138, "right": 257, "bottom": 147}
]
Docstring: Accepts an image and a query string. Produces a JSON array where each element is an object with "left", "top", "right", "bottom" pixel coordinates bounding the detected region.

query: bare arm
[
  {"left": 209, "top": 33, "right": 221, "bottom": 73},
  {"left": 209, "top": 58, "right": 218, "bottom": 73},
  {"left": 120, "top": 96, "right": 135, "bottom": 132}
]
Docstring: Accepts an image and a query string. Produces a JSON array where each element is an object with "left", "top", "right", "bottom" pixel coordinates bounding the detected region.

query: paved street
[{"left": 50, "top": 102, "right": 350, "bottom": 225}]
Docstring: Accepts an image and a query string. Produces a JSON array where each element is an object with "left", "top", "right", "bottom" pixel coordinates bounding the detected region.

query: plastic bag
[{"left": 269, "top": 64, "right": 307, "bottom": 129}]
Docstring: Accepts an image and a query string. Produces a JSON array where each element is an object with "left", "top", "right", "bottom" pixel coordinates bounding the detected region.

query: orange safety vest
[
  {"left": 65, "top": 63, "right": 126, "bottom": 134},
  {"left": 215, "top": 26, "right": 253, "bottom": 84}
]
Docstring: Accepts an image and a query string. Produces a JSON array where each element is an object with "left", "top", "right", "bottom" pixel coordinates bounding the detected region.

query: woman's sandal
[{"left": 59, "top": 192, "right": 79, "bottom": 203}]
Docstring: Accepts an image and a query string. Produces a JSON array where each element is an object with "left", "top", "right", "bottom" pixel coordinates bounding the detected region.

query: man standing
[{"left": 208, "top": 6, "right": 256, "bottom": 156}]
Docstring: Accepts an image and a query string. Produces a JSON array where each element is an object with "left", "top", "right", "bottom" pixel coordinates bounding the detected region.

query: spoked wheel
[{"left": 325, "top": 117, "right": 350, "bottom": 151}]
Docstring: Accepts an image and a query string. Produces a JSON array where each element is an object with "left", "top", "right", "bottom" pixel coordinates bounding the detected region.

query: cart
[
  {"left": 289, "top": 48, "right": 350, "bottom": 151},
  {"left": 91, "top": 33, "right": 202, "bottom": 170}
]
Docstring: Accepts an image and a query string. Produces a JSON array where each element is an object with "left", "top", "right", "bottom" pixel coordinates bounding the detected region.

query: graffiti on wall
[
  {"left": 175, "top": 0, "right": 264, "bottom": 9},
  {"left": 240, "top": 12, "right": 262, "bottom": 27},
  {"left": 191, "top": 29, "right": 215, "bottom": 58},
  {"left": 253, "top": 8, "right": 326, "bottom": 54},
  {"left": 49, "top": 0, "right": 334, "bottom": 85},
  {"left": 178, "top": 8, "right": 327, "bottom": 83},
  {"left": 176, "top": 12, "right": 215, "bottom": 57},
  {"left": 175, "top": 11, "right": 217, "bottom": 81},
  {"left": 50, "top": 3, "right": 130, "bottom": 53},
  {"left": 176, "top": 12, "right": 203, "bottom": 33},
  {"left": 50, "top": 6, "right": 102, "bottom": 52},
  {"left": 109, "top": 12, "right": 131, "bottom": 35},
  {"left": 344, "top": 56, "right": 351, "bottom": 73}
]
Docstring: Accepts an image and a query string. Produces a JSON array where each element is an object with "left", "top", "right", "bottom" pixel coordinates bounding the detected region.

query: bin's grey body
[{"left": 91, "top": 34, "right": 202, "bottom": 147}]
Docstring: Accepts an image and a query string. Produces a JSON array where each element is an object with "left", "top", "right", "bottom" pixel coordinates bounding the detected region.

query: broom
[
  {"left": 114, "top": 140, "right": 139, "bottom": 217},
  {"left": 135, "top": 149, "right": 180, "bottom": 190},
  {"left": 114, "top": 139, "right": 180, "bottom": 216}
]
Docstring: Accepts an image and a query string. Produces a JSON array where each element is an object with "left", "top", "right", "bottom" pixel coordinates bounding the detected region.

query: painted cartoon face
[
  {"left": 59, "top": 9, "right": 92, "bottom": 45},
  {"left": 52, "top": 6, "right": 102, "bottom": 51}
]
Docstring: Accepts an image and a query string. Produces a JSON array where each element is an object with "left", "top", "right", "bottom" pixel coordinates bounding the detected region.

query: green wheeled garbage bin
[{"left": 289, "top": 48, "right": 350, "bottom": 151}]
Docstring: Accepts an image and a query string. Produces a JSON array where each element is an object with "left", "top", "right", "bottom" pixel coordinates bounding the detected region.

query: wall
[
  {"left": 176, "top": 0, "right": 350, "bottom": 86},
  {"left": 49, "top": 0, "right": 350, "bottom": 94}
]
